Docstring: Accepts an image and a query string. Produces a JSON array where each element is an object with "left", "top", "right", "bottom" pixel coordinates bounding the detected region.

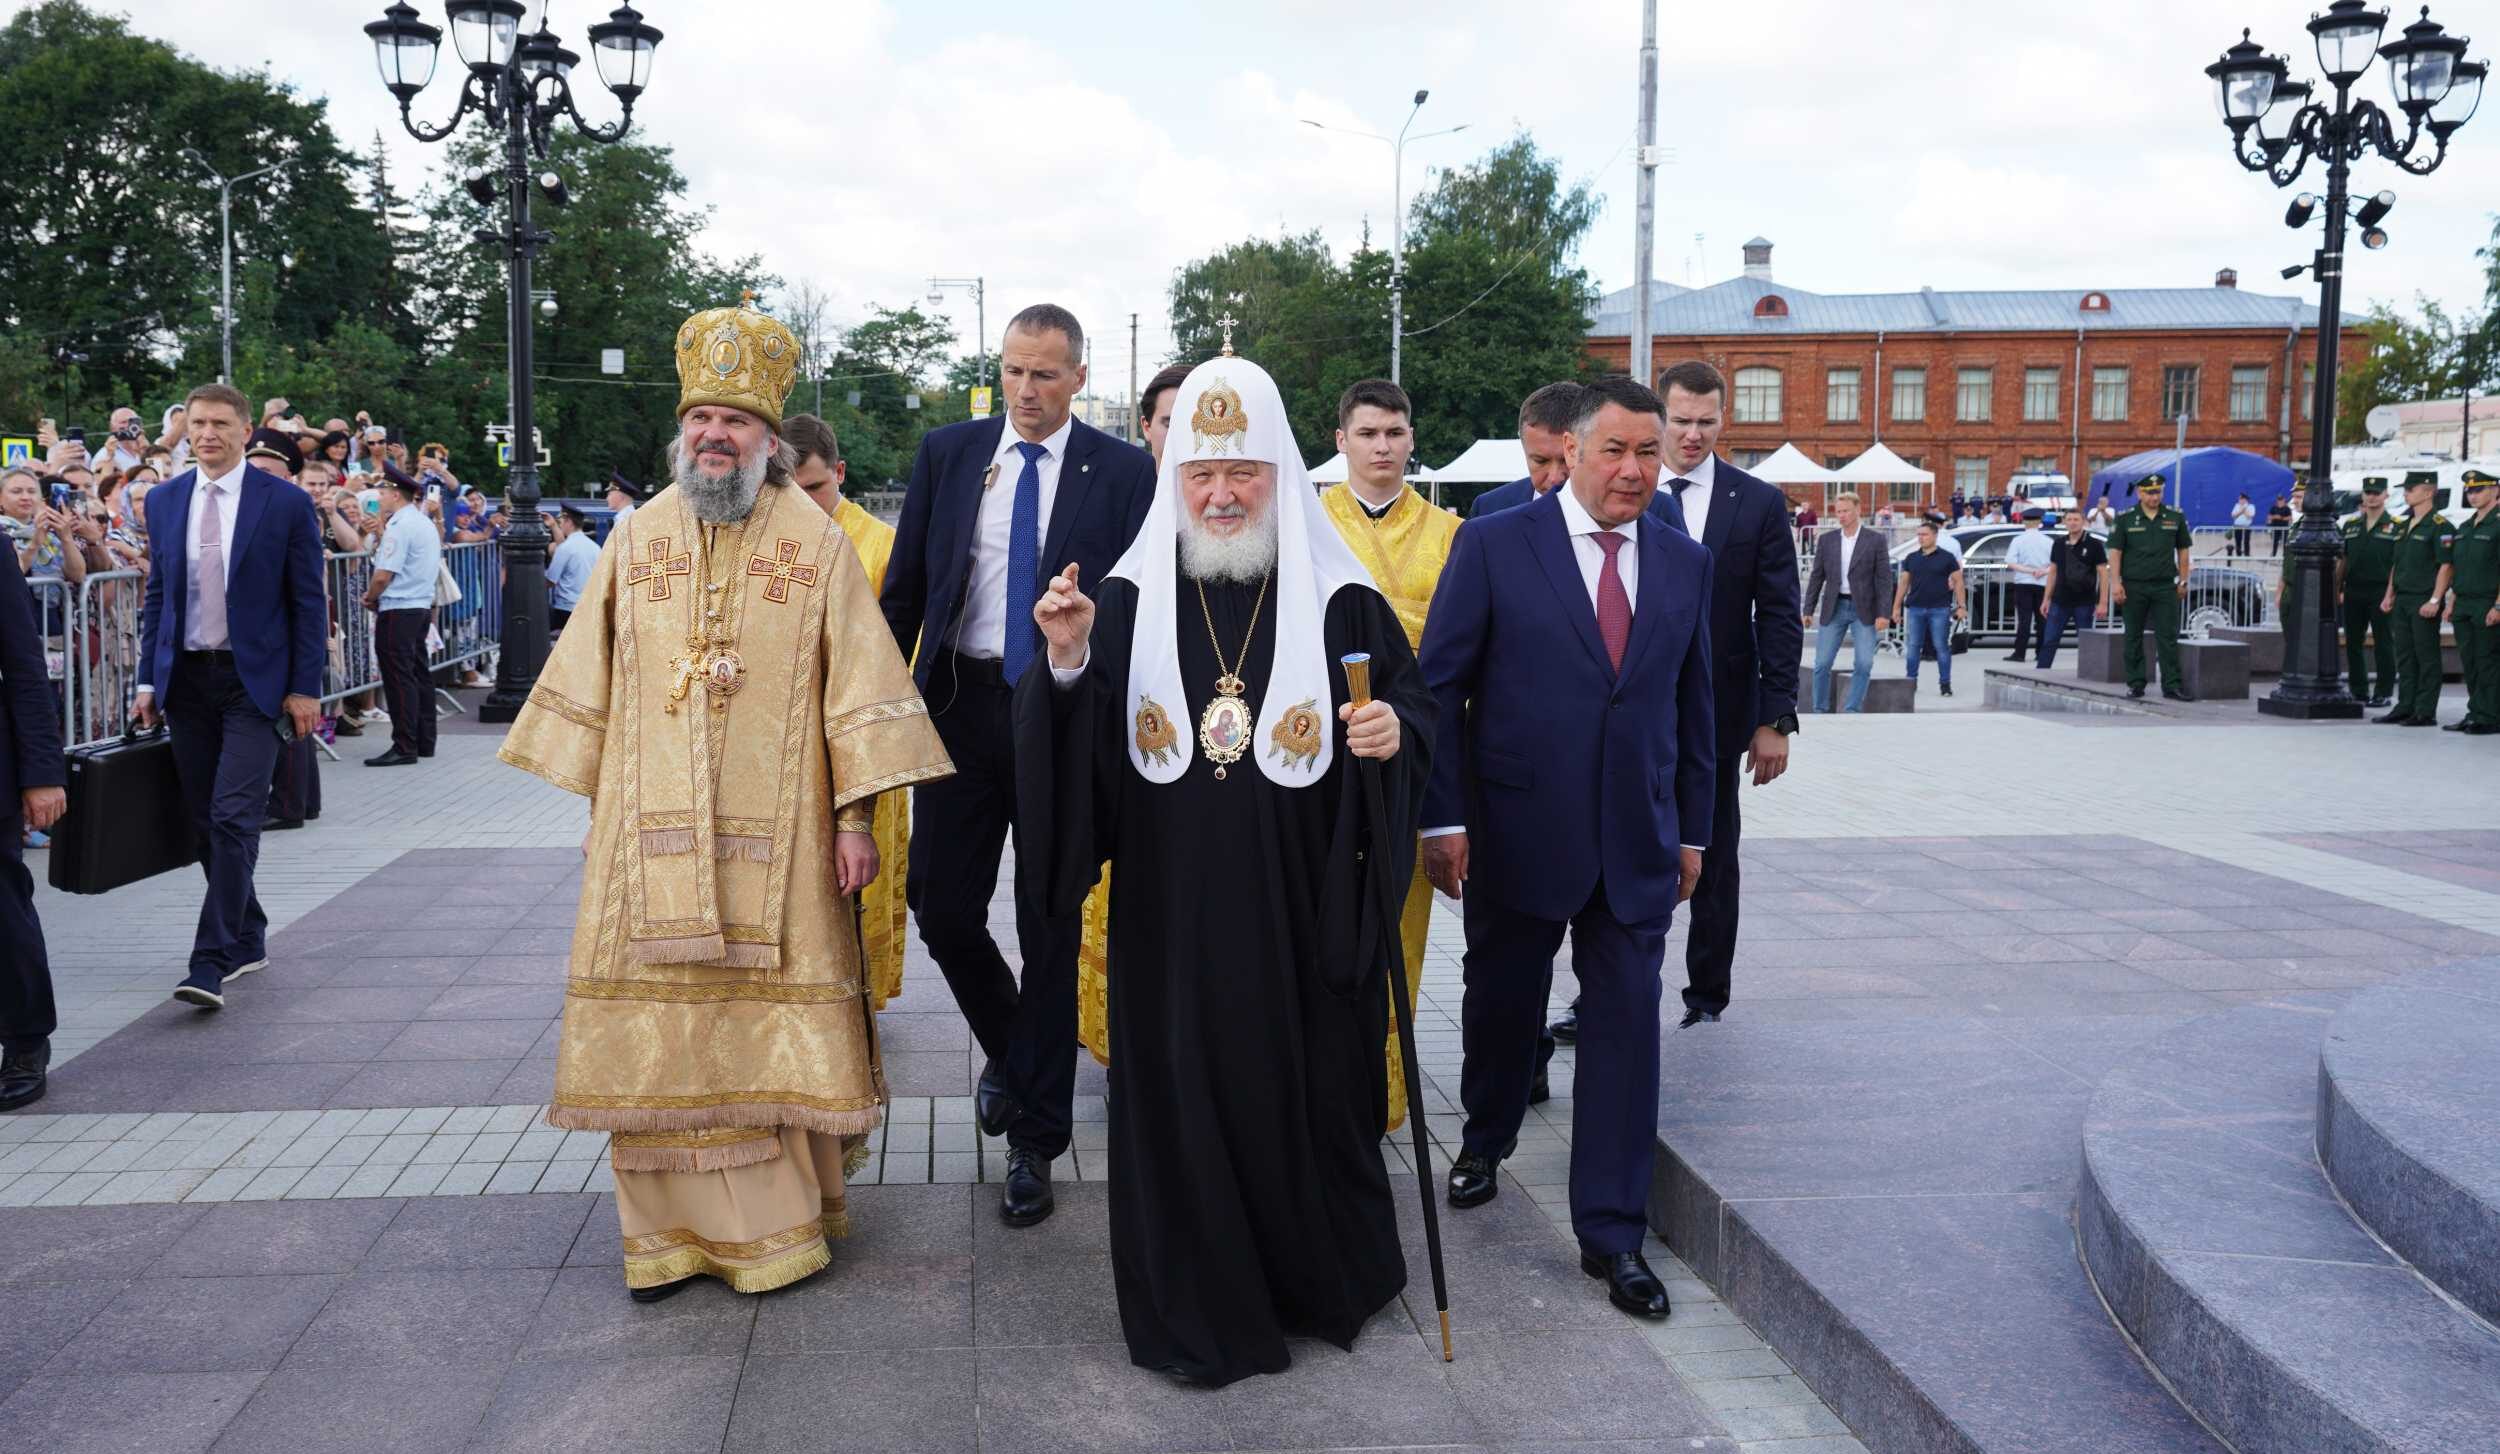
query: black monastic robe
[{"left": 1016, "top": 567, "right": 1433, "bottom": 1386}]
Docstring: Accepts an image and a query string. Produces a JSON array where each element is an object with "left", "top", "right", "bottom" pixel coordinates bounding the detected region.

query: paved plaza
[{"left": 3, "top": 692, "right": 2498, "bottom": 1452}]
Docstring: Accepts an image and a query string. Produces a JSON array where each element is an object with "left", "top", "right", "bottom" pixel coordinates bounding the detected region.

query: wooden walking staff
[{"left": 1341, "top": 651, "right": 1454, "bottom": 1362}]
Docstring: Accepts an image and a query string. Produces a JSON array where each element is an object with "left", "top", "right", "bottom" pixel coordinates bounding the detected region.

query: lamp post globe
[
  {"left": 2207, "top": 31, "right": 2288, "bottom": 128},
  {"left": 2379, "top": 7, "right": 2469, "bottom": 115},
  {"left": 2429, "top": 58, "right": 2486, "bottom": 134},
  {"left": 445, "top": 0, "right": 527, "bottom": 73},
  {"left": 584, "top": 3, "right": 662, "bottom": 98},
  {"left": 2308, "top": 1, "right": 2391, "bottom": 82}
]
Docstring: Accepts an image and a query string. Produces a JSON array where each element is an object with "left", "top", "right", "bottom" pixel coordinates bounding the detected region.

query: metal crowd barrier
[{"left": 41, "top": 541, "right": 504, "bottom": 752}]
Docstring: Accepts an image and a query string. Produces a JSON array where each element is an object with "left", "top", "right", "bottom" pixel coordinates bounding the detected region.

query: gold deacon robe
[
  {"left": 1071, "top": 481, "right": 1456, "bottom": 1128},
  {"left": 500, "top": 482, "right": 951, "bottom": 1293},
  {"left": 831, "top": 496, "right": 912, "bottom": 1011}
]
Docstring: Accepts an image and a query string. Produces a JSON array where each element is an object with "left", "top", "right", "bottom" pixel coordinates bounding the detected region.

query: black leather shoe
[
  {"left": 629, "top": 1279, "right": 691, "bottom": 1304},
  {"left": 974, "top": 1058, "right": 1019, "bottom": 1139},
  {"left": 2464, "top": 722, "right": 2500, "bottom": 735},
  {"left": 2443, "top": 720, "right": 2470, "bottom": 731},
  {"left": 418, "top": 747, "right": 435, "bottom": 757},
  {"left": 1548, "top": 1007, "right": 1579, "bottom": 1045},
  {"left": 2374, "top": 710, "right": 2411, "bottom": 723},
  {"left": 2402, "top": 715, "right": 2437, "bottom": 726},
  {"left": 1940, "top": 684, "right": 1953, "bottom": 697},
  {"left": 1581, "top": 1249, "right": 1671, "bottom": 1319},
  {"left": 1528, "top": 1066, "right": 1550, "bottom": 1105},
  {"left": 0, "top": 1042, "right": 48, "bottom": 1113},
  {"left": 1678, "top": 1008, "right": 1721, "bottom": 1029},
  {"left": 364, "top": 749, "right": 419, "bottom": 767},
  {"left": 2128, "top": 685, "right": 2146, "bottom": 698},
  {"left": 2163, "top": 686, "right": 2195, "bottom": 702},
  {"left": 2002, "top": 651, "right": 2026, "bottom": 661},
  {"left": 2367, "top": 697, "right": 2392, "bottom": 708},
  {"left": 262, "top": 816, "right": 305, "bottom": 832},
  {"left": 1001, "top": 1147, "right": 1055, "bottom": 1227},
  {"left": 1446, "top": 1151, "right": 1500, "bottom": 1209}
]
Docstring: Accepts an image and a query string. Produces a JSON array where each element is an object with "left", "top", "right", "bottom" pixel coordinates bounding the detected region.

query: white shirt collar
[
  {"left": 1556, "top": 481, "right": 1636, "bottom": 544},
  {"left": 197, "top": 457, "right": 245, "bottom": 494},
  {"left": 1664, "top": 453, "right": 1716, "bottom": 493},
  {"left": 994, "top": 414, "right": 1075, "bottom": 466}
]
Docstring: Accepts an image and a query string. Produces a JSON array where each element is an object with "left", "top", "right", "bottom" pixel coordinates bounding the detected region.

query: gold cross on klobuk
[
  {"left": 626, "top": 537, "right": 693, "bottom": 601},
  {"left": 746, "top": 538, "right": 820, "bottom": 603}
]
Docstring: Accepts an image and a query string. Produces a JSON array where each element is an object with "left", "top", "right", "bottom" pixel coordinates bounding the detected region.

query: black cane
[{"left": 1342, "top": 652, "right": 1454, "bottom": 1362}]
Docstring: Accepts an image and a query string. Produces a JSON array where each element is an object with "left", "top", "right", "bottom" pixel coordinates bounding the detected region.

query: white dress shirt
[
  {"left": 2005, "top": 527, "right": 2054, "bottom": 582},
  {"left": 958, "top": 416, "right": 1074, "bottom": 659},
  {"left": 1664, "top": 453, "right": 1718, "bottom": 542},
  {"left": 1834, "top": 524, "right": 1860, "bottom": 596},
  {"left": 183, "top": 459, "right": 246, "bottom": 652}
]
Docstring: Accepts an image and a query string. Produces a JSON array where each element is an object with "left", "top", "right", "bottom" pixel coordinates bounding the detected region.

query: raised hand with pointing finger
[{"left": 1035, "top": 562, "right": 1094, "bottom": 670}]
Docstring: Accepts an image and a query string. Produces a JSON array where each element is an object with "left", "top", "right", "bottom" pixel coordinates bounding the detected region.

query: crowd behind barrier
[{"left": 27, "top": 540, "right": 504, "bottom": 753}]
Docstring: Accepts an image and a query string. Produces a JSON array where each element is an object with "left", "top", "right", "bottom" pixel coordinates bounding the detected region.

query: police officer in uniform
[
  {"left": 2108, "top": 473, "right": 2195, "bottom": 701},
  {"left": 2339, "top": 477, "right": 2401, "bottom": 707},
  {"left": 2379, "top": 470, "right": 2455, "bottom": 726},
  {"left": 2445, "top": 468, "right": 2500, "bottom": 735}
]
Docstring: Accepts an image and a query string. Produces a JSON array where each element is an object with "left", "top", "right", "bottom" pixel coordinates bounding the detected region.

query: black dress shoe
[
  {"left": 262, "top": 816, "right": 305, "bottom": 832},
  {"left": 1581, "top": 1249, "right": 1671, "bottom": 1319},
  {"left": 974, "top": 1058, "right": 1019, "bottom": 1139},
  {"left": 418, "top": 747, "right": 435, "bottom": 757},
  {"left": 2128, "top": 685, "right": 2147, "bottom": 698},
  {"left": 1678, "top": 1008, "right": 1721, "bottom": 1029},
  {"left": 629, "top": 1279, "right": 691, "bottom": 1304},
  {"left": 2374, "top": 710, "right": 2411, "bottom": 723},
  {"left": 364, "top": 749, "right": 419, "bottom": 766},
  {"left": 1446, "top": 1151, "right": 1500, "bottom": 1209},
  {"left": 2163, "top": 686, "right": 2195, "bottom": 702},
  {"left": 1528, "top": 1066, "right": 1550, "bottom": 1105},
  {"left": 2367, "top": 696, "right": 2392, "bottom": 708},
  {"left": 2465, "top": 722, "right": 2500, "bottom": 735},
  {"left": 2443, "top": 720, "right": 2470, "bottom": 731},
  {"left": 1001, "top": 1147, "right": 1055, "bottom": 1227},
  {"left": 1548, "top": 1007, "right": 1579, "bottom": 1045},
  {"left": 0, "top": 1041, "right": 48, "bottom": 1113},
  {"left": 1940, "top": 684, "right": 1952, "bottom": 697},
  {"left": 2401, "top": 715, "right": 2437, "bottom": 726}
]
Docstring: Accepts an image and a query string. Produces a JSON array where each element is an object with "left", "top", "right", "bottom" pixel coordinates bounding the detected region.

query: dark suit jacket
[
  {"left": 1675, "top": 461, "right": 1803, "bottom": 756},
  {"left": 138, "top": 464, "right": 327, "bottom": 720},
  {"left": 1469, "top": 476, "right": 1688, "bottom": 535},
  {"left": 1803, "top": 524, "right": 1895, "bottom": 623},
  {"left": 880, "top": 415, "right": 1155, "bottom": 686},
  {"left": 0, "top": 545, "right": 64, "bottom": 808},
  {"left": 1419, "top": 490, "right": 1717, "bottom": 930}
]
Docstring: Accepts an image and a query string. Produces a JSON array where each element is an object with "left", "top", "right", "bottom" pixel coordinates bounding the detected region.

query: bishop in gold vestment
[{"left": 501, "top": 301, "right": 950, "bottom": 1297}]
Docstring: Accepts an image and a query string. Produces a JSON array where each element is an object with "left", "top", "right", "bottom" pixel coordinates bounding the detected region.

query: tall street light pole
[
  {"left": 362, "top": 0, "right": 663, "bottom": 725},
  {"left": 1631, "top": 0, "right": 1659, "bottom": 391},
  {"left": 929, "top": 276, "right": 987, "bottom": 397},
  {"left": 1302, "top": 97, "right": 1469, "bottom": 385},
  {"left": 2205, "top": 2, "right": 2483, "bottom": 720},
  {"left": 180, "top": 150, "right": 287, "bottom": 385}
]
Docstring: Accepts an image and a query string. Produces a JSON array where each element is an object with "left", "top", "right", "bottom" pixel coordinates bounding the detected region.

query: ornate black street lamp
[
  {"left": 2206, "top": 3, "right": 2482, "bottom": 718},
  {"left": 362, "top": 0, "right": 663, "bottom": 723}
]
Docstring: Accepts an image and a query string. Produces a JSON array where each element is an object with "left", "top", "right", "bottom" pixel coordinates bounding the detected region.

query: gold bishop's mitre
[{"left": 674, "top": 292, "right": 799, "bottom": 429}]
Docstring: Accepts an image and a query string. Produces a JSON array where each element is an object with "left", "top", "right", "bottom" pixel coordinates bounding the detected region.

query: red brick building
[{"left": 1584, "top": 239, "right": 2368, "bottom": 512}]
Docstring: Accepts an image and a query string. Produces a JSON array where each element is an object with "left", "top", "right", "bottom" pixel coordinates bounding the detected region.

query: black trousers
[
  {"left": 1682, "top": 756, "right": 1742, "bottom": 1017},
  {"left": 164, "top": 652, "right": 279, "bottom": 978},
  {"left": 0, "top": 813, "right": 52, "bottom": 1053},
  {"left": 906, "top": 652, "right": 1077, "bottom": 1158},
  {"left": 2008, "top": 585, "right": 2044, "bottom": 656},
  {"left": 376, "top": 608, "right": 436, "bottom": 757}
]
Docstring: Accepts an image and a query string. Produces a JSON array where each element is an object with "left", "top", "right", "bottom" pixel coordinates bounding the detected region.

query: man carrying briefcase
[{"left": 1, "top": 537, "right": 66, "bottom": 1111}]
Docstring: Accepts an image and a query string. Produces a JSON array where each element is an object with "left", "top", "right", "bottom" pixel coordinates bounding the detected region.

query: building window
[
  {"left": 2080, "top": 292, "right": 2110, "bottom": 312},
  {"left": 2302, "top": 364, "right": 2315, "bottom": 419},
  {"left": 1891, "top": 481, "right": 1923, "bottom": 505},
  {"left": 1824, "top": 453, "right": 1854, "bottom": 471},
  {"left": 1954, "top": 457, "right": 1991, "bottom": 494},
  {"left": 2229, "top": 365, "right": 2269, "bottom": 422},
  {"left": 1957, "top": 367, "right": 1994, "bottom": 422},
  {"left": 1733, "top": 367, "right": 1782, "bottom": 423},
  {"left": 2022, "top": 367, "right": 2060, "bottom": 422},
  {"left": 2091, "top": 366, "right": 2129, "bottom": 421},
  {"left": 1892, "top": 367, "right": 1927, "bottom": 422},
  {"left": 2020, "top": 456, "right": 2057, "bottom": 475},
  {"left": 1825, "top": 366, "right": 1861, "bottom": 423},
  {"left": 2162, "top": 365, "right": 2200, "bottom": 422},
  {"left": 1753, "top": 294, "right": 1789, "bottom": 318},
  {"left": 1731, "top": 448, "right": 1772, "bottom": 469}
]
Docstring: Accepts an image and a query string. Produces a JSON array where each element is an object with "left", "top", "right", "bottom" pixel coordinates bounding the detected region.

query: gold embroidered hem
[
  {"left": 614, "top": 1125, "right": 856, "bottom": 1294},
  {"left": 549, "top": 1093, "right": 886, "bottom": 1139},
  {"left": 611, "top": 1125, "right": 784, "bottom": 1173}
]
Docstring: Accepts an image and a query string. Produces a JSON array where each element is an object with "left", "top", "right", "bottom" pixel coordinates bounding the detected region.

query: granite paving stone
[
  {"left": 973, "top": 1342, "right": 1239, "bottom": 1454},
  {"left": 517, "top": 1265, "right": 756, "bottom": 1362},
  {"left": 466, "top": 1353, "right": 741, "bottom": 1454},
  {"left": 146, "top": 1198, "right": 406, "bottom": 1277},
  {"left": 280, "top": 1266, "right": 555, "bottom": 1370},
  {"left": 45, "top": 1273, "right": 341, "bottom": 1374},
  {"left": 206, "top": 1360, "right": 506, "bottom": 1454},
  {"left": 747, "top": 1254, "right": 973, "bottom": 1354},
  {"left": 0, "top": 1370, "right": 268, "bottom": 1454}
]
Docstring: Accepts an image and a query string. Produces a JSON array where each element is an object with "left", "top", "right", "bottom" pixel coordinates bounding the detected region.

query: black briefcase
[{"left": 47, "top": 727, "right": 199, "bottom": 894}]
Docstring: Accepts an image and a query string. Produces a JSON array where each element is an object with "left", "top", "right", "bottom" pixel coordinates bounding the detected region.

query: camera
[{"left": 113, "top": 422, "right": 142, "bottom": 442}]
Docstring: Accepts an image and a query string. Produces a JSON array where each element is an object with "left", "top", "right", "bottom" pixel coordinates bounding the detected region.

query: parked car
[{"left": 1890, "top": 524, "right": 2271, "bottom": 644}]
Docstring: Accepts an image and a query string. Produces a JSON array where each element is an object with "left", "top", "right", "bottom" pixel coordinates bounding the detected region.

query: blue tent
[{"left": 2087, "top": 447, "right": 2294, "bottom": 529}]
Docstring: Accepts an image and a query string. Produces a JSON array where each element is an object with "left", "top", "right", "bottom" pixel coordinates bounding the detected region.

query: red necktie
[{"left": 1594, "top": 530, "right": 1629, "bottom": 673}]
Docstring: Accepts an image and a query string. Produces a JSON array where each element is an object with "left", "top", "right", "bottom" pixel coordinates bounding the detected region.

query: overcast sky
[{"left": 115, "top": 0, "right": 2500, "bottom": 378}]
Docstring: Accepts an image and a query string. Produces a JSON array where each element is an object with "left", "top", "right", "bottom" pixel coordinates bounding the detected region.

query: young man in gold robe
[
  {"left": 785, "top": 412, "right": 911, "bottom": 1010},
  {"left": 500, "top": 301, "right": 951, "bottom": 1301}
]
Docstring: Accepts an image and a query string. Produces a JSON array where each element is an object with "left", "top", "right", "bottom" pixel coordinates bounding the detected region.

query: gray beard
[
  {"left": 672, "top": 438, "right": 767, "bottom": 523},
  {"left": 1179, "top": 510, "right": 1278, "bottom": 585}
]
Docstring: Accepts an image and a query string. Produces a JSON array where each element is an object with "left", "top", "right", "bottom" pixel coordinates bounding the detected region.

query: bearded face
[
  {"left": 1177, "top": 459, "right": 1279, "bottom": 584},
  {"left": 673, "top": 405, "right": 778, "bottom": 523}
]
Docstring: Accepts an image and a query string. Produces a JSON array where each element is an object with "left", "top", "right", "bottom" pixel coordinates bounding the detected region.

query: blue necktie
[{"left": 1002, "top": 440, "right": 1046, "bottom": 684}]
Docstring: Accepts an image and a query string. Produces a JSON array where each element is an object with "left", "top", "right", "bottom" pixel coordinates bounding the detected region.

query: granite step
[
  {"left": 2317, "top": 958, "right": 2500, "bottom": 1327},
  {"left": 2078, "top": 997, "right": 2500, "bottom": 1454}
]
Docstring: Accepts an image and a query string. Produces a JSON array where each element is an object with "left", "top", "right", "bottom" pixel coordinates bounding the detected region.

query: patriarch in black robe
[{"left": 1015, "top": 355, "right": 1433, "bottom": 1386}]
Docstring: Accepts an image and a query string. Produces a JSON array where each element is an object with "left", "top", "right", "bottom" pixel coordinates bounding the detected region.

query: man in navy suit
[
  {"left": 1420, "top": 374, "right": 1717, "bottom": 1319},
  {"left": 134, "top": 384, "right": 326, "bottom": 1011},
  {"left": 1469, "top": 382, "right": 1688, "bottom": 536},
  {"left": 880, "top": 304, "right": 1155, "bottom": 1228},
  {"left": 1654, "top": 361, "right": 1801, "bottom": 1029},
  {"left": 0, "top": 542, "right": 66, "bottom": 1110}
]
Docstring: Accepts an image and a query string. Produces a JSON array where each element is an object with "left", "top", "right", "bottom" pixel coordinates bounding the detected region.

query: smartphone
[
  {"left": 274, "top": 712, "right": 297, "bottom": 744},
  {"left": 64, "top": 426, "right": 84, "bottom": 445}
]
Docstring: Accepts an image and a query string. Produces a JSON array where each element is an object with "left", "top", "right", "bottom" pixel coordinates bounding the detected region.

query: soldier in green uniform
[
  {"left": 2108, "top": 473, "right": 2195, "bottom": 700},
  {"left": 2338, "top": 477, "right": 2401, "bottom": 707},
  {"left": 2378, "top": 471, "right": 2455, "bottom": 726},
  {"left": 2445, "top": 468, "right": 2500, "bottom": 735}
]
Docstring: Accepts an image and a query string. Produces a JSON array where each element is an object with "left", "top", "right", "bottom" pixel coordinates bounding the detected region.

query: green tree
[
  {"left": 819, "top": 305, "right": 960, "bottom": 490},
  {"left": 2337, "top": 299, "right": 2483, "bottom": 444}
]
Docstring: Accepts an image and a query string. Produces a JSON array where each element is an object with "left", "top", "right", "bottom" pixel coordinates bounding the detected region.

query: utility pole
[
  {"left": 1128, "top": 312, "right": 1140, "bottom": 445},
  {"left": 181, "top": 149, "right": 287, "bottom": 384},
  {"left": 1632, "top": 0, "right": 1659, "bottom": 391}
]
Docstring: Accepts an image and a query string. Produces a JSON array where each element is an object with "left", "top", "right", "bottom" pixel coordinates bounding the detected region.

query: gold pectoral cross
[
  {"left": 628, "top": 537, "right": 693, "bottom": 601},
  {"left": 664, "top": 647, "right": 704, "bottom": 714}
]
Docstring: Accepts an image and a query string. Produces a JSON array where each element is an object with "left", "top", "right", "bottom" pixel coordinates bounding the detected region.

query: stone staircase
[{"left": 2077, "top": 961, "right": 2500, "bottom": 1453}]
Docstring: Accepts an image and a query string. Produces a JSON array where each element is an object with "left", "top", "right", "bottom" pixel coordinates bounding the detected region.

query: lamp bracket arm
[{"left": 398, "top": 72, "right": 489, "bottom": 145}]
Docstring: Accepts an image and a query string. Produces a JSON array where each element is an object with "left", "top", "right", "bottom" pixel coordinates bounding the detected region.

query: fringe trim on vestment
[
  {"left": 630, "top": 932, "right": 727, "bottom": 966},
  {"left": 608, "top": 1127, "right": 786, "bottom": 1174},
  {"left": 719, "top": 942, "right": 780, "bottom": 971},
  {"left": 548, "top": 1099, "right": 887, "bottom": 1139},
  {"left": 624, "top": 1238, "right": 831, "bottom": 1295},
  {"left": 639, "top": 827, "right": 697, "bottom": 856},
  {"left": 841, "top": 1134, "right": 872, "bottom": 1177},
  {"left": 715, "top": 834, "right": 774, "bottom": 863}
]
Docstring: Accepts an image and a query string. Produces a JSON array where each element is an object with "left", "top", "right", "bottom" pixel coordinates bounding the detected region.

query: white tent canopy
[
  {"left": 1432, "top": 438, "right": 1528, "bottom": 484},
  {"left": 1747, "top": 443, "right": 1839, "bottom": 484},
  {"left": 1834, "top": 442, "right": 1936, "bottom": 484},
  {"left": 1308, "top": 452, "right": 1348, "bottom": 482}
]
